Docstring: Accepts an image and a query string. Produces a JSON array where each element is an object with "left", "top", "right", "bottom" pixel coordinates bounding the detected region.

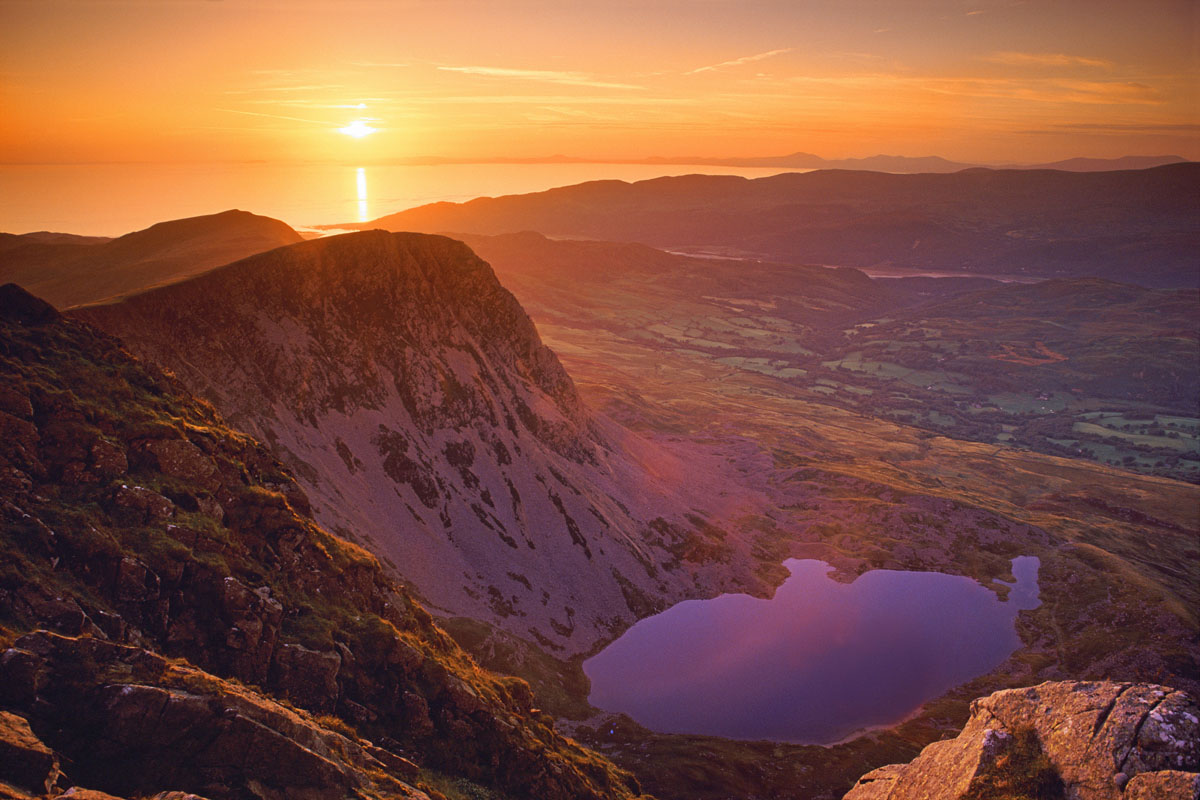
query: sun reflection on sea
[{"left": 356, "top": 167, "right": 368, "bottom": 222}]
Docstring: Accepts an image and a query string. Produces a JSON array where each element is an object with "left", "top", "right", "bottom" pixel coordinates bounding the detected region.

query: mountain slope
[
  {"left": 0, "top": 210, "right": 303, "bottom": 308},
  {"left": 74, "top": 231, "right": 765, "bottom": 655},
  {"left": 0, "top": 283, "right": 646, "bottom": 800},
  {"left": 350, "top": 163, "right": 1200, "bottom": 287}
]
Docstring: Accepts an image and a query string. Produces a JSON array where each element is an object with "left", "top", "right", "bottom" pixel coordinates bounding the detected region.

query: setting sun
[{"left": 338, "top": 119, "right": 378, "bottom": 139}]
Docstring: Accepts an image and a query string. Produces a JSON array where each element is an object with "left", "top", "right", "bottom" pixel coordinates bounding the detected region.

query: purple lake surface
[{"left": 584, "top": 556, "right": 1040, "bottom": 744}]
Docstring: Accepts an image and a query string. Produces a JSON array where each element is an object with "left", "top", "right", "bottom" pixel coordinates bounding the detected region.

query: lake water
[
  {"left": 0, "top": 162, "right": 802, "bottom": 237},
  {"left": 584, "top": 556, "right": 1040, "bottom": 744}
]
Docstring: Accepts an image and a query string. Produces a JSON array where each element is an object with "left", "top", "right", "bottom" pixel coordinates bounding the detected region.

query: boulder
[
  {"left": 106, "top": 485, "right": 174, "bottom": 524},
  {"left": 1125, "top": 771, "right": 1200, "bottom": 800},
  {"left": 140, "top": 439, "right": 218, "bottom": 487},
  {"left": 0, "top": 711, "right": 60, "bottom": 795},
  {"left": 53, "top": 789, "right": 128, "bottom": 800},
  {"left": 844, "top": 681, "right": 1199, "bottom": 800},
  {"left": 269, "top": 643, "right": 342, "bottom": 714}
]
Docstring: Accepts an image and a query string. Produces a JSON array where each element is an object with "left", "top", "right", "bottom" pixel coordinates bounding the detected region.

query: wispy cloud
[
  {"left": 436, "top": 65, "right": 642, "bottom": 90},
  {"left": 923, "top": 78, "right": 1160, "bottom": 105},
  {"left": 214, "top": 108, "right": 331, "bottom": 126},
  {"left": 1022, "top": 122, "right": 1200, "bottom": 134},
  {"left": 350, "top": 61, "right": 410, "bottom": 69},
  {"left": 688, "top": 48, "right": 792, "bottom": 75},
  {"left": 987, "top": 51, "right": 1113, "bottom": 68},
  {"left": 224, "top": 84, "right": 345, "bottom": 94}
]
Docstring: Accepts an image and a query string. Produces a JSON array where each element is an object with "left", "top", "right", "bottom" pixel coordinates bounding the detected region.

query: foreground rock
[{"left": 844, "top": 681, "right": 1200, "bottom": 800}]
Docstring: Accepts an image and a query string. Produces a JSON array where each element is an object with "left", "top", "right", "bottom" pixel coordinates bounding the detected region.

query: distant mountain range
[
  {"left": 350, "top": 163, "right": 1200, "bottom": 288},
  {"left": 636, "top": 152, "right": 1189, "bottom": 173},
  {"left": 391, "top": 152, "right": 1189, "bottom": 174}
]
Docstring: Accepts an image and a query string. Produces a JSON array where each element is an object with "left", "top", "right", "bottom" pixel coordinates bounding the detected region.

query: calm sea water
[
  {"left": 0, "top": 162, "right": 802, "bottom": 237},
  {"left": 584, "top": 556, "right": 1041, "bottom": 744}
]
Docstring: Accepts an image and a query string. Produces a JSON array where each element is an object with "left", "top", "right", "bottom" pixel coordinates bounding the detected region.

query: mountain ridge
[
  {"left": 0, "top": 209, "right": 303, "bottom": 309},
  {"left": 345, "top": 163, "right": 1200, "bottom": 288},
  {"left": 73, "top": 231, "right": 770, "bottom": 656}
]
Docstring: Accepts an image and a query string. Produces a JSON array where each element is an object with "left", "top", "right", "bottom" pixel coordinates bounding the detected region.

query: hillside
[
  {"left": 350, "top": 163, "right": 1200, "bottom": 287},
  {"left": 0, "top": 283, "right": 646, "bottom": 800},
  {"left": 0, "top": 210, "right": 303, "bottom": 308},
  {"left": 73, "top": 231, "right": 769, "bottom": 659}
]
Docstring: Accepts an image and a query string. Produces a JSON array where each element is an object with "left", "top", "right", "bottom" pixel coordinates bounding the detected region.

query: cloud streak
[
  {"left": 688, "top": 48, "right": 792, "bottom": 75},
  {"left": 214, "top": 108, "right": 332, "bottom": 126},
  {"left": 987, "top": 51, "right": 1113, "bottom": 68},
  {"left": 436, "top": 65, "right": 642, "bottom": 90}
]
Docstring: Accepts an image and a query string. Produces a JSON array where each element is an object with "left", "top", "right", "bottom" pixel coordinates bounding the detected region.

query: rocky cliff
[
  {"left": 844, "top": 681, "right": 1199, "bottom": 800},
  {"left": 0, "top": 283, "right": 646, "bottom": 800},
  {"left": 73, "top": 231, "right": 761, "bottom": 655}
]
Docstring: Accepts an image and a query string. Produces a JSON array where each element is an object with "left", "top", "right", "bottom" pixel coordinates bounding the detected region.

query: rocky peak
[
  {"left": 844, "top": 680, "right": 1199, "bottom": 800},
  {"left": 74, "top": 232, "right": 746, "bottom": 653}
]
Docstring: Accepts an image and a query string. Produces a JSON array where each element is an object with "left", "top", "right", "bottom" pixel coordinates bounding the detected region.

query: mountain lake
[{"left": 584, "top": 556, "right": 1041, "bottom": 744}]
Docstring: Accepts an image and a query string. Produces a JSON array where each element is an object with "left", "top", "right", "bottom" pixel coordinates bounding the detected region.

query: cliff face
[
  {"left": 0, "top": 284, "right": 645, "bottom": 800},
  {"left": 844, "top": 681, "right": 1199, "bottom": 800},
  {"left": 73, "top": 231, "right": 748, "bottom": 654}
]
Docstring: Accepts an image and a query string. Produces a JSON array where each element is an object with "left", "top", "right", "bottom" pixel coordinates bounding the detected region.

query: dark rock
[
  {"left": 88, "top": 440, "right": 128, "bottom": 479},
  {"left": 115, "top": 558, "right": 160, "bottom": 603},
  {"left": 0, "top": 711, "right": 60, "bottom": 794},
  {"left": 365, "top": 744, "right": 420, "bottom": 781},
  {"left": 0, "top": 386, "right": 33, "bottom": 420},
  {"left": 0, "top": 649, "right": 43, "bottom": 708},
  {"left": 140, "top": 439, "right": 218, "bottom": 487},
  {"left": 106, "top": 485, "right": 174, "bottom": 524},
  {"left": 53, "top": 789, "right": 128, "bottom": 800},
  {"left": 0, "top": 284, "right": 59, "bottom": 326},
  {"left": 220, "top": 578, "right": 282, "bottom": 683},
  {"left": 269, "top": 643, "right": 341, "bottom": 714}
]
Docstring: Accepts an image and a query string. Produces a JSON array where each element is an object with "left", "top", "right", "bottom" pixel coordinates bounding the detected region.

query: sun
[{"left": 338, "top": 119, "right": 378, "bottom": 138}]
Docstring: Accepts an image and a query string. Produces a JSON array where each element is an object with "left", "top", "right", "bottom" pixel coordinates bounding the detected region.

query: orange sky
[{"left": 2, "top": 0, "right": 1197, "bottom": 164}]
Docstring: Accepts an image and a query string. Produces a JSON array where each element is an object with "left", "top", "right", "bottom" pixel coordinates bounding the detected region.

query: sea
[{"left": 0, "top": 162, "right": 803, "bottom": 237}]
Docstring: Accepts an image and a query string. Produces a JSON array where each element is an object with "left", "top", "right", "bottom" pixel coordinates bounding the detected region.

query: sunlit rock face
[
  {"left": 843, "top": 681, "right": 1200, "bottom": 800},
  {"left": 76, "top": 231, "right": 753, "bottom": 653}
]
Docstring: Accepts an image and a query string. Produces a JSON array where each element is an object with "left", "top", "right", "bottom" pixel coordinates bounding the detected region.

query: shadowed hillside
[
  {"left": 352, "top": 164, "right": 1200, "bottom": 287},
  {"left": 0, "top": 210, "right": 303, "bottom": 308}
]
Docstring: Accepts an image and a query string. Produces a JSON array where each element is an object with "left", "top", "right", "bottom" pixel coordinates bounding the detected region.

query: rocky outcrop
[
  {"left": 0, "top": 286, "right": 647, "bottom": 800},
  {"left": 74, "top": 231, "right": 760, "bottom": 653},
  {"left": 844, "top": 681, "right": 1200, "bottom": 800},
  {"left": 0, "top": 632, "right": 425, "bottom": 800},
  {"left": 0, "top": 712, "right": 60, "bottom": 796}
]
